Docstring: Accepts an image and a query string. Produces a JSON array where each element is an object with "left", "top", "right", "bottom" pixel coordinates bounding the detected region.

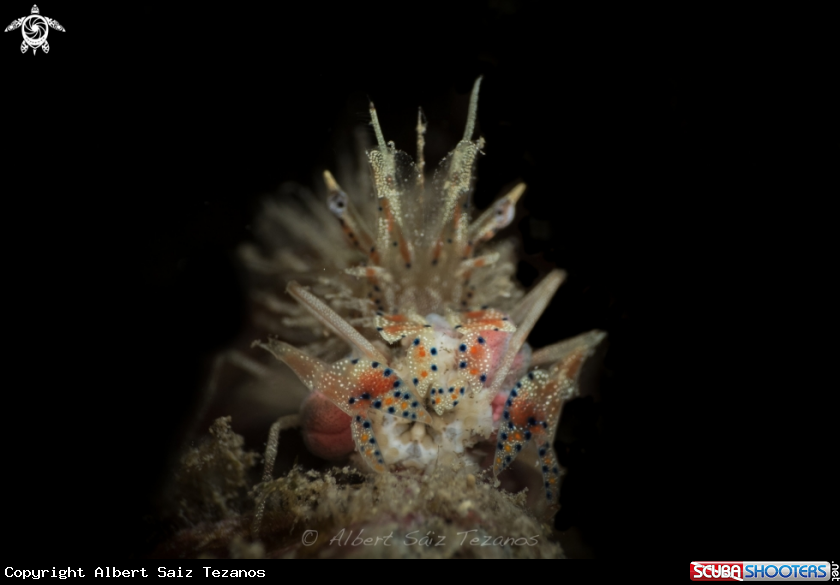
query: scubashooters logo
[
  {"left": 4, "top": 5, "right": 64, "bottom": 54},
  {"left": 690, "top": 562, "right": 833, "bottom": 581}
]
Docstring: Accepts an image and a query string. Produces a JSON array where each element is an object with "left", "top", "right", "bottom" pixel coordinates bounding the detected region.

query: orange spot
[
  {"left": 400, "top": 402, "right": 408, "bottom": 410},
  {"left": 470, "top": 369, "right": 479, "bottom": 376},
  {"left": 509, "top": 398, "right": 540, "bottom": 428},
  {"left": 366, "top": 268, "right": 376, "bottom": 278},
  {"left": 474, "top": 259, "right": 485, "bottom": 267},
  {"left": 361, "top": 434, "right": 370, "bottom": 442},
  {"left": 470, "top": 346, "right": 478, "bottom": 354},
  {"left": 418, "top": 350, "right": 426, "bottom": 357},
  {"left": 504, "top": 444, "right": 512, "bottom": 453},
  {"left": 513, "top": 432, "right": 522, "bottom": 441},
  {"left": 435, "top": 398, "right": 440, "bottom": 404},
  {"left": 384, "top": 397, "right": 394, "bottom": 406},
  {"left": 421, "top": 371, "right": 428, "bottom": 378},
  {"left": 399, "top": 237, "right": 411, "bottom": 264}
]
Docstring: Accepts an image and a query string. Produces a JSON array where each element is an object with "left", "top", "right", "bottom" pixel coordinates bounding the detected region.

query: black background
[{"left": 2, "top": 2, "right": 831, "bottom": 561}]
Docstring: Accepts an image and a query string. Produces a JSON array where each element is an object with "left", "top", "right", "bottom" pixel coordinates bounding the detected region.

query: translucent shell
[{"left": 374, "top": 313, "right": 437, "bottom": 398}]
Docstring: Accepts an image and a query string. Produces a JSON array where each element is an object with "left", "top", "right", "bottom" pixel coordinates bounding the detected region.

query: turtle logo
[{"left": 4, "top": 5, "right": 64, "bottom": 55}]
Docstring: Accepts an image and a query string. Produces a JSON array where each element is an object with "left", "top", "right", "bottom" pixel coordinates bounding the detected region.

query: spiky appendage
[
  {"left": 243, "top": 78, "right": 606, "bottom": 491},
  {"left": 493, "top": 330, "right": 605, "bottom": 507}
]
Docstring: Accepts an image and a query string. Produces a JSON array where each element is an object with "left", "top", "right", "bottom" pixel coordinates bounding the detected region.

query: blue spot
[
  {"left": 508, "top": 422, "right": 514, "bottom": 429},
  {"left": 360, "top": 393, "right": 370, "bottom": 400},
  {"left": 478, "top": 337, "right": 485, "bottom": 344},
  {"left": 348, "top": 398, "right": 356, "bottom": 405},
  {"left": 542, "top": 422, "right": 548, "bottom": 429},
  {"left": 528, "top": 372, "right": 534, "bottom": 380},
  {"left": 542, "top": 465, "right": 549, "bottom": 472},
  {"left": 431, "top": 389, "right": 436, "bottom": 395},
  {"left": 403, "top": 412, "right": 409, "bottom": 417},
  {"left": 515, "top": 444, "right": 522, "bottom": 452},
  {"left": 506, "top": 399, "right": 512, "bottom": 406},
  {"left": 431, "top": 364, "right": 437, "bottom": 371},
  {"left": 369, "top": 438, "right": 376, "bottom": 444},
  {"left": 411, "top": 414, "right": 417, "bottom": 420},
  {"left": 351, "top": 359, "right": 359, "bottom": 364},
  {"left": 393, "top": 380, "right": 401, "bottom": 388},
  {"left": 460, "top": 387, "right": 465, "bottom": 395},
  {"left": 387, "top": 407, "right": 395, "bottom": 414},
  {"left": 363, "top": 421, "right": 371, "bottom": 429},
  {"left": 528, "top": 417, "right": 536, "bottom": 426},
  {"left": 497, "top": 443, "right": 503, "bottom": 450},
  {"left": 403, "top": 393, "right": 411, "bottom": 400},
  {"left": 373, "top": 401, "right": 382, "bottom": 409},
  {"left": 459, "top": 344, "right": 467, "bottom": 352},
  {"left": 501, "top": 433, "right": 508, "bottom": 440},
  {"left": 505, "top": 456, "right": 511, "bottom": 462},
  {"left": 553, "top": 467, "right": 559, "bottom": 474},
  {"left": 453, "top": 401, "right": 458, "bottom": 406},
  {"left": 375, "top": 451, "right": 380, "bottom": 456},
  {"left": 546, "top": 492, "right": 552, "bottom": 500},
  {"left": 454, "top": 325, "right": 462, "bottom": 329},
  {"left": 372, "top": 362, "right": 379, "bottom": 368},
  {"left": 413, "top": 378, "right": 418, "bottom": 385},
  {"left": 510, "top": 389, "right": 518, "bottom": 397},
  {"left": 503, "top": 411, "right": 509, "bottom": 419},
  {"left": 459, "top": 361, "right": 467, "bottom": 368},
  {"left": 525, "top": 431, "right": 532, "bottom": 440},
  {"left": 516, "top": 382, "right": 522, "bottom": 388},
  {"left": 394, "top": 390, "right": 401, "bottom": 397},
  {"left": 539, "top": 449, "right": 546, "bottom": 457},
  {"left": 480, "top": 374, "right": 487, "bottom": 382},
  {"left": 411, "top": 401, "right": 418, "bottom": 407},
  {"left": 413, "top": 338, "right": 420, "bottom": 346},
  {"left": 355, "top": 416, "right": 362, "bottom": 422},
  {"left": 545, "top": 482, "right": 550, "bottom": 488},
  {"left": 448, "top": 387, "right": 454, "bottom": 394},
  {"left": 431, "top": 348, "right": 437, "bottom": 355},
  {"left": 384, "top": 368, "right": 392, "bottom": 377},
  {"left": 376, "top": 327, "right": 383, "bottom": 331}
]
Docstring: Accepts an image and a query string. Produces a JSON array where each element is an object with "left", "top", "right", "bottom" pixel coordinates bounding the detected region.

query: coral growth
[{"left": 156, "top": 418, "right": 562, "bottom": 559}]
